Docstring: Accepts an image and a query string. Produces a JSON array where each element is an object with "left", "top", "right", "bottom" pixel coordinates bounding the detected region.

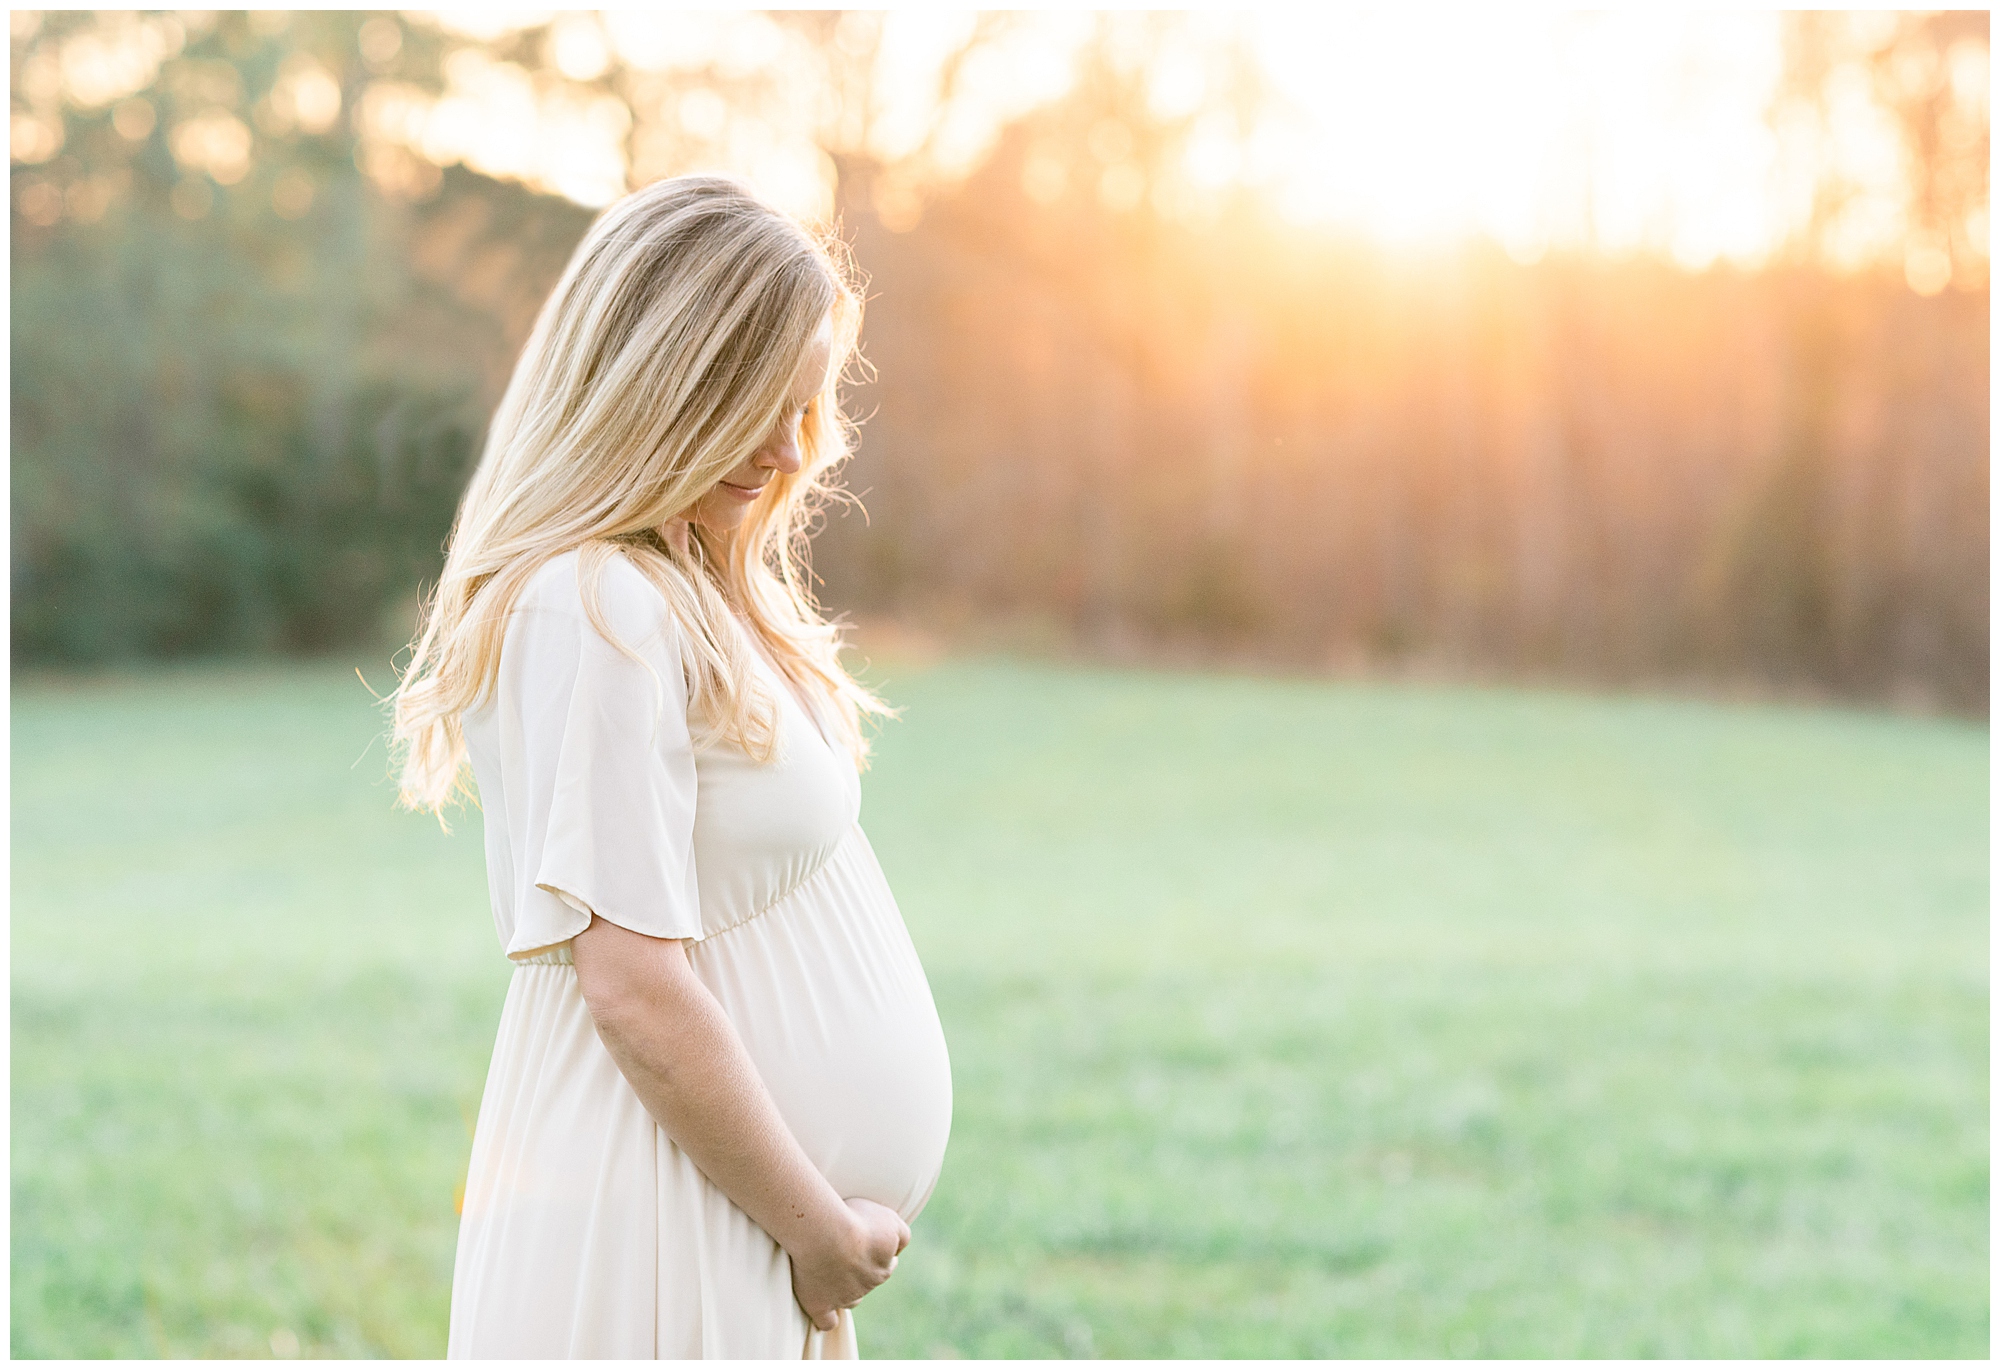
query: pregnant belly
[{"left": 690, "top": 830, "right": 953, "bottom": 1223}]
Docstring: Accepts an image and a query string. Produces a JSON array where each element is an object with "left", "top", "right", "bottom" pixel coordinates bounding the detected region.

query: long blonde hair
[{"left": 390, "top": 174, "right": 888, "bottom": 819}]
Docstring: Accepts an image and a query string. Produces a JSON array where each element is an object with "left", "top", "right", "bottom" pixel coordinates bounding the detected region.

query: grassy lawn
[{"left": 11, "top": 655, "right": 1988, "bottom": 1357}]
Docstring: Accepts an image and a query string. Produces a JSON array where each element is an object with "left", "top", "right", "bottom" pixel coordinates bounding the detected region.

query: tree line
[{"left": 10, "top": 12, "right": 1987, "bottom": 712}]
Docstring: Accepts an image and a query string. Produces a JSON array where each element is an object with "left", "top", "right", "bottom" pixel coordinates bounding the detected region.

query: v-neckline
[{"left": 734, "top": 614, "right": 833, "bottom": 753}]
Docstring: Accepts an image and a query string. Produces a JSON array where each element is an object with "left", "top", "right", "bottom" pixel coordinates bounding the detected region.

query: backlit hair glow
[{"left": 390, "top": 174, "right": 886, "bottom": 821}]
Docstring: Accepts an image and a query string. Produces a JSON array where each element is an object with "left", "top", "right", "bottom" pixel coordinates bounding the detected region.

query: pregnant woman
[{"left": 389, "top": 175, "right": 952, "bottom": 1358}]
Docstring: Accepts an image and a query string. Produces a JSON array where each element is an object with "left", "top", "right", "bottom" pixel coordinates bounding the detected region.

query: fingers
[{"left": 895, "top": 1218, "right": 912, "bottom": 1255}]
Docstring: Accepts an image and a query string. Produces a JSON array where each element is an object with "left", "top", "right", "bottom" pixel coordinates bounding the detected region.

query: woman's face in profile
[{"left": 686, "top": 321, "right": 834, "bottom": 534}]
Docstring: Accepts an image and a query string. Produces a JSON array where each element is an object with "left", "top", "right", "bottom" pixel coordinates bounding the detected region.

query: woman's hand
[
  {"left": 789, "top": 1198, "right": 911, "bottom": 1332},
  {"left": 574, "top": 917, "right": 901, "bottom": 1330}
]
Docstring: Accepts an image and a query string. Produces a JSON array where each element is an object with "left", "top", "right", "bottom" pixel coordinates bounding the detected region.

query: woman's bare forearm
[{"left": 570, "top": 916, "right": 855, "bottom": 1262}]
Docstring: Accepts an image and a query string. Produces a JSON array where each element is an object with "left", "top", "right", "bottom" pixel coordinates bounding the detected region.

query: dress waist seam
[{"left": 511, "top": 824, "right": 859, "bottom": 968}]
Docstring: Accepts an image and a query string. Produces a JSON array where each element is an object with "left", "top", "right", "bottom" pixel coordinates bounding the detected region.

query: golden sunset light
[
  {"left": 11, "top": 9, "right": 1989, "bottom": 1361},
  {"left": 339, "top": 9, "right": 1986, "bottom": 289},
  {"left": 1248, "top": 12, "right": 1793, "bottom": 266}
]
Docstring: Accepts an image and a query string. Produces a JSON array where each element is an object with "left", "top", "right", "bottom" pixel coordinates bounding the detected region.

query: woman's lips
[{"left": 719, "top": 480, "right": 766, "bottom": 501}]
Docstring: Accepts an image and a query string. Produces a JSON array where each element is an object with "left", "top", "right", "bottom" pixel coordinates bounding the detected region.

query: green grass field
[{"left": 11, "top": 655, "right": 1989, "bottom": 1358}]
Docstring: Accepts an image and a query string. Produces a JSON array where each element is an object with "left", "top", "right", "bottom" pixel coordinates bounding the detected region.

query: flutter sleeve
[{"left": 498, "top": 554, "right": 704, "bottom": 960}]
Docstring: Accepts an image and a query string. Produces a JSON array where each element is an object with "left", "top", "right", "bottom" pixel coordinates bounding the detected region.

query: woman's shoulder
[{"left": 516, "top": 546, "right": 680, "bottom": 651}]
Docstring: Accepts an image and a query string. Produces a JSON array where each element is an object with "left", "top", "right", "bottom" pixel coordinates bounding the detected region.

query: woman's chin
[{"left": 689, "top": 507, "right": 750, "bottom": 535}]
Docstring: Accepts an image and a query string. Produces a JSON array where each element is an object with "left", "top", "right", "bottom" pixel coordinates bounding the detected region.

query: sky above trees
[{"left": 11, "top": 10, "right": 1990, "bottom": 292}]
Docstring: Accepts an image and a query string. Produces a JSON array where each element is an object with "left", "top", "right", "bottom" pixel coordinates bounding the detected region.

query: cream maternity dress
[{"left": 446, "top": 549, "right": 953, "bottom": 1359}]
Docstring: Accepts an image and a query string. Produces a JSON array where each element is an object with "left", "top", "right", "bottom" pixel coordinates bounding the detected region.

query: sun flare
[{"left": 1245, "top": 12, "right": 1802, "bottom": 268}]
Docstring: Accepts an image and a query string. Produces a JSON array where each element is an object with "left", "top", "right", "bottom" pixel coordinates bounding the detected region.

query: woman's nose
[{"left": 756, "top": 421, "right": 804, "bottom": 474}]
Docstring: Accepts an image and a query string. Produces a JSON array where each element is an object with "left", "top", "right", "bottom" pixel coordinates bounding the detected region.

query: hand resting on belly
[{"left": 570, "top": 914, "right": 909, "bottom": 1331}]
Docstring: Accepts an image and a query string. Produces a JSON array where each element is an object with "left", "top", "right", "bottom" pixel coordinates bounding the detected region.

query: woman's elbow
[{"left": 577, "top": 969, "right": 644, "bottom": 1042}]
